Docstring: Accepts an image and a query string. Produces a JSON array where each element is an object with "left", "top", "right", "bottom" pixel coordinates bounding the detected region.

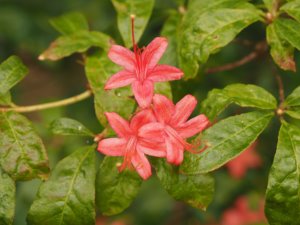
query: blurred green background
[{"left": 1, "top": 0, "right": 300, "bottom": 224}]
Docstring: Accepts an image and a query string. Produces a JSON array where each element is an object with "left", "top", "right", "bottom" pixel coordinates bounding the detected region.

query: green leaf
[
  {"left": 281, "top": 0, "right": 300, "bottom": 23},
  {"left": 27, "top": 146, "right": 96, "bottom": 225},
  {"left": 111, "top": 0, "right": 155, "bottom": 47},
  {"left": 160, "top": 11, "right": 182, "bottom": 66},
  {"left": 0, "top": 112, "right": 49, "bottom": 181},
  {"left": 284, "top": 86, "right": 300, "bottom": 107},
  {"left": 265, "top": 122, "right": 300, "bottom": 225},
  {"left": 39, "top": 31, "right": 112, "bottom": 61},
  {"left": 50, "top": 12, "right": 89, "bottom": 35},
  {"left": 0, "top": 56, "right": 28, "bottom": 95},
  {"left": 200, "top": 84, "right": 276, "bottom": 121},
  {"left": 286, "top": 109, "right": 300, "bottom": 119},
  {"left": 49, "top": 117, "right": 94, "bottom": 137},
  {"left": 181, "top": 111, "right": 273, "bottom": 174},
  {"left": 96, "top": 156, "right": 142, "bottom": 215},
  {"left": 178, "top": 0, "right": 262, "bottom": 79},
  {"left": 154, "top": 82, "right": 172, "bottom": 99},
  {"left": 200, "top": 88, "right": 232, "bottom": 121},
  {"left": 0, "top": 168, "right": 15, "bottom": 225},
  {"left": 223, "top": 84, "right": 277, "bottom": 109},
  {"left": 85, "top": 51, "right": 135, "bottom": 126},
  {"left": 0, "top": 92, "right": 12, "bottom": 106},
  {"left": 154, "top": 159, "right": 214, "bottom": 211},
  {"left": 267, "top": 23, "right": 296, "bottom": 71},
  {"left": 275, "top": 18, "right": 300, "bottom": 51},
  {"left": 263, "top": 0, "right": 280, "bottom": 13}
]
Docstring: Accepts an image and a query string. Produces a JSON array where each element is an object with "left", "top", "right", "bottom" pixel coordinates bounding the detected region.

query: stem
[
  {"left": 206, "top": 41, "right": 267, "bottom": 74},
  {"left": 0, "top": 90, "right": 92, "bottom": 113}
]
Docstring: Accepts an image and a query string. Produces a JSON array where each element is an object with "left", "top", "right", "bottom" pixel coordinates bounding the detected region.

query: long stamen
[
  {"left": 165, "top": 126, "right": 193, "bottom": 150},
  {"left": 118, "top": 137, "right": 137, "bottom": 172}
]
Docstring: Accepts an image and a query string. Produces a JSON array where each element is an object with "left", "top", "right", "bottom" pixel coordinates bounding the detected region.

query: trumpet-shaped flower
[
  {"left": 140, "top": 94, "right": 209, "bottom": 165},
  {"left": 104, "top": 17, "right": 183, "bottom": 108},
  {"left": 97, "top": 109, "right": 165, "bottom": 180}
]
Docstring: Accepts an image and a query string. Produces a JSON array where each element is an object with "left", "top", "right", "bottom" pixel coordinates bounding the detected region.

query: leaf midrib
[{"left": 58, "top": 148, "right": 92, "bottom": 225}]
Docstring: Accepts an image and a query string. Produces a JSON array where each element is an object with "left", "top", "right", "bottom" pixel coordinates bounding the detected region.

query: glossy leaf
[
  {"left": 111, "top": 0, "right": 155, "bottom": 47},
  {"left": 85, "top": 51, "right": 135, "bottom": 126},
  {"left": 155, "top": 159, "right": 214, "bottom": 210},
  {"left": 0, "top": 56, "right": 28, "bottom": 95},
  {"left": 27, "top": 146, "right": 96, "bottom": 225},
  {"left": 160, "top": 10, "right": 182, "bottom": 66},
  {"left": 281, "top": 0, "right": 300, "bottom": 23},
  {"left": 96, "top": 156, "right": 142, "bottom": 215},
  {"left": 0, "top": 112, "right": 49, "bottom": 181},
  {"left": 178, "top": 0, "right": 261, "bottom": 79},
  {"left": 181, "top": 111, "right": 273, "bottom": 174},
  {"left": 265, "top": 122, "right": 300, "bottom": 224},
  {"left": 284, "top": 86, "right": 300, "bottom": 107},
  {"left": 50, "top": 12, "right": 89, "bottom": 35},
  {"left": 0, "top": 168, "right": 15, "bottom": 225},
  {"left": 39, "top": 31, "right": 112, "bottom": 61},
  {"left": 49, "top": 117, "right": 94, "bottom": 137},
  {"left": 285, "top": 109, "right": 300, "bottom": 119},
  {"left": 267, "top": 23, "right": 296, "bottom": 71},
  {"left": 200, "top": 88, "right": 231, "bottom": 121},
  {"left": 223, "top": 84, "right": 277, "bottom": 109},
  {"left": 275, "top": 18, "right": 300, "bottom": 51}
]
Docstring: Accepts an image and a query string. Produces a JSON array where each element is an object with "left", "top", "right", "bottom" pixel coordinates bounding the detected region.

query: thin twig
[
  {"left": 206, "top": 41, "right": 268, "bottom": 74},
  {"left": 275, "top": 73, "right": 285, "bottom": 105},
  {"left": 0, "top": 90, "right": 92, "bottom": 113}
]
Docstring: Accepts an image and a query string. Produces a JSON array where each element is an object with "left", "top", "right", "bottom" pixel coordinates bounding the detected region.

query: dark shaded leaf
[
  {"left": 155, "top": 159, "right": 214, "bottom": 210},
  {"left": 0, "top": 168, "right": 15, "bottom": 225},
  {"left": 0, "top": 112, "right": 49, "bottom": 181},
  {"left": 50, "top": 117, "right": 94, "bottom": 137},
  {"left": 0, "top": 56, "right": 28, "bottom": 95},
  {"left": 96, "top": 156, "right": 142, "bottom": 215},
  {"left": 111, "top": 0, "right": 155, "bottom": 47},
  {"left": 50, "top": 12, "right": 89, "bottom": 35},
  {"left": 265, "top": 122, "right": 300, "bottom": 225},
  {"left": 181, "top": 111, "right": 273, "bottom": 174},
  {"left": 27, "top": 146, "right": 96, "bottom": 225}
]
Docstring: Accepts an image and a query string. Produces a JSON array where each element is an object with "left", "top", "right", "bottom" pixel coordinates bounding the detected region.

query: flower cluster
[{"left": 97, "top": 17, "right": 209, "bottom": 179}]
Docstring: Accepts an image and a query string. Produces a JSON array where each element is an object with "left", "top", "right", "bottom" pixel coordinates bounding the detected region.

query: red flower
[
  {"left": 104, "top": 17, "right": 183, "bottom": 108},
  {"left": 140, "top": 94, "right": 209, "bottom": 165},
  {"left": 226, "top": 142, "right": 261, "bottom": 179},
  {"left": 221, "top": 196, "right": 266, "bottom": 225},
  {"left": 97, "top": 109, "right": 164, "bottom": 180}
]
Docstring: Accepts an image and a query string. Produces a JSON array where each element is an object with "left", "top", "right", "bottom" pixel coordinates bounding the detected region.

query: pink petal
[
  {"left": 152, "top": 94, "right": 175, "bottom": 123},
  {"left": 176, "top": 114, "right": 209, "bottom": 138},
  {"left": 142, "top": 37, "right": 168, "bottom": 69},
  {"left": 105, "top": 112, "right": 132, "bottom": 138},
  {"left": 171, "top": 95, "right": 197, "bottom": 125},
  {"left": 138, "top": 122, "right": 165, "bottom": 142},
  {"left": 132, "top": 151, "right": 152, "bottom": 180},
  {"left": 104, "top": 70, "right": 136, "bottom": 90},
  {"left": 148, "top": 65, "right": 183, "bottom": 82},
  {"left": 97, "top": 138, "right": 126, "bottom": 156},
  {"left": 137, "top": 141, "right": 166, "bottom": 157},
  {"left": 108, "top": 45, "right": 135, "bottom": 71},
  {"left": 130, "top": 108, "right": 156, "bottom": 132},
  {"left": 132, "top": 80, "right": 154, "bottom": 108},
  {"left": 166, "top": 137, "right": 184, "bottom": 165}
]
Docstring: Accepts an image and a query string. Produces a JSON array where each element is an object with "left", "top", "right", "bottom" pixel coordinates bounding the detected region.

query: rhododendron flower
[
  {"left": 97, "top": 109, "right": 165, "bottom": 180},
  {"left": 140, "top": 94, "right": 209, "bottom": 165},
  {"left": 104, "top": 16, "right": 183, "bottom": 108},
  {"left": 226, "top": 142, "right": 261, "bottom": 179},
  {"left": 221, "top": 196, "right": 266, "bottom": 225}
]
